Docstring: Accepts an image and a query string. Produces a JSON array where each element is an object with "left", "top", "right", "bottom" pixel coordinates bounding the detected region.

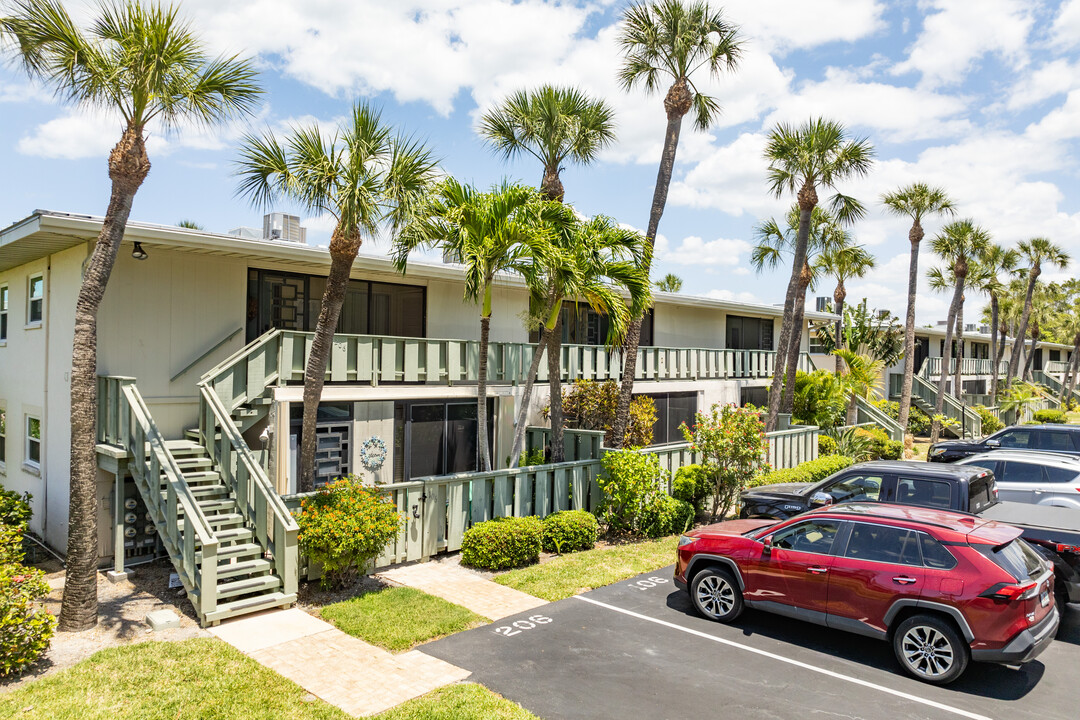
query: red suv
[{"left": 675, "top": 503, "right": 1059, "bottom": 684}]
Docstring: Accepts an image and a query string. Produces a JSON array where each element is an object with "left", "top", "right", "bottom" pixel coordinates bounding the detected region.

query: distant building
[{"left": 228, "top": 212, "right": 307, "bottom": 244}]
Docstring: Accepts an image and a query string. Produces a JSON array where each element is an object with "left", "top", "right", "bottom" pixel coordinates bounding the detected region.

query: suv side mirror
[
  {"left": 761, "top": 536, "right": 772, "bottom": 556},
  {"left": 809, "top": 491, "right": 834, "bottom": 508},
  {"left": 985, "top": 439, "right": 1000, "bottom": 448}
]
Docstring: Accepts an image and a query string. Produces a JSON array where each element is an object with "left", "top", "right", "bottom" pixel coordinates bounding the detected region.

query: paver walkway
[
  {"left": 210, "top": 608, "right": 470, "bottom": 717},
  {"left": 377, "top": 561, "right": 547, "bottom": 620}
]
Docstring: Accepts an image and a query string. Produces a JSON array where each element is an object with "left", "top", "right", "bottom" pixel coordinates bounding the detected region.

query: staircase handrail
[
  {"left": 852, "top": 394, "right": 905, "bottom": 441},
  {"left": 197, "top": 382, "right": 298, "bottom": 597},
  {"left": 101, "top": 376, "right": 219, "bottom": 615},
  {"left": 910, "top": 373, "right": 981, "bottom": 438}
]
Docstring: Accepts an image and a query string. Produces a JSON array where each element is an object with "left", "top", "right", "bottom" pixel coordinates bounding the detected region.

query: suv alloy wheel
[
  {"left": 691, "top": 567, "right": 744, "bottom": 622},
  {"left": 892, "top": 614, "right": 969, "bottom": 684}
]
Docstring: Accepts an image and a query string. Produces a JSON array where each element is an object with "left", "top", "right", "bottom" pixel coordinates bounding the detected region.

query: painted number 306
[
  {"left": 628, "top": 576, "right": 670, "bottom": 591},
  {"left": 493, "top": 615, "right": 553, "bottom": 637}
]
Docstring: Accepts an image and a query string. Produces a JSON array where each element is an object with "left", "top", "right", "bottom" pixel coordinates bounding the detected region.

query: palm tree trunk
[
  {"left": 1059, "top": 337, "right": 1078, "bottom": 403},
  {"left": 897, "top": 222, "right": 923, "bottom": 431},
  {"left": 833, "top": 286, "right": 845, "bottom": 375},
  {"left": 478, "top": 308, "right": 493, "bottom": 472},
  {"left": 61, "top": 127, "right": 150, "bottom": 632},
  {"left": 931, "top": 281, "right": 963, "bottom": 442},
  {"left": 952, "top": 301, "right": 963, "bottom": 400},
  {"left": 507, "top": 326, "right": 548, "bottom": 468},
  {"left": 547, "top": 314, "right": 566, "bottom": 462},
  {"left": 780, "top": 269, "right": 811, "bottom": 413},
  {"left": 989, "top": 294, "right": 1000, "bottom": 404},
  {"left": 1023, "top": 329, "right": 1038, "bottom": 381},
  {"left": 612, "top": 81, "right": 689, "bottom": 447},
  {"left": 299, "top": 227, "right": 360, "bottom": 493},
  {"left": 1067, "top": 335, "right": 1080, "bottom": 400},
  {"left": 1007, "top": 268, "right": 1039, "bottom": 384}
]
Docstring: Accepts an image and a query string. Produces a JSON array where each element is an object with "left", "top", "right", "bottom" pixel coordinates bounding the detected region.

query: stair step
[
  {"left": 249, "top": 397, "right": 273, "bottom": 406},
  {"left": 215, "top": 558, "right": 272, "bottom": 580},
  {"left": 160, "top": 470, "right": 221, "bottom": 484},
  {"left": 234, "top": 408, "right": 261, "bottom": 418},
  {"left": 197, "top": 542, "right": 262, "bottom": 565},
  {"left": 184, "top": 428, "right": 222, "bottom": 442},
  {"left": 164, "top": 440, "right": 208, "bottom": 457},
  {"left": 179, "top": 513, "right": 244, "bottom": 531},
  {"left": 215, "top": 574, "right": 281, "bottom": 600},
  {"left": 175, "top": 457, "right": 213, "bottom": 470},
  {"left": 212, "top": 527, "right": 253, "bottom": 544},
  {"left": 197, "top": 499, "right": 236, "bottom": 513},
  {"left": 162, "top": 483, "right": 227, "bottom": 502},
  {"left": 203, "top": 592, "right": 296, "bottom": 624}
]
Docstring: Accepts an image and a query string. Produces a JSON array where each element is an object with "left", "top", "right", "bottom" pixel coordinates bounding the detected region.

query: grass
[
  {"left": 1066, "top": 411, "right": 1080, "bottom": 424},
  {"left": 0, "top": 638, "right": 350, "bottom": 720},
  {"left": 319, "top": 586, "right": 486, "bottom": 652},
  {"left": 908, "top": 440, "right": 931, "bottom": 461},
  {"left": 495, "top": 535, "right": 679, "bottom": 601},
  {"left": 376, "top": 683, "right": 538, "bottom": 720}
]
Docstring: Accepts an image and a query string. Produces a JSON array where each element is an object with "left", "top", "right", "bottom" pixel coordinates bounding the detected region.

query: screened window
[
  {"left": 726, "top": 315, "right": 774, "bottom": 350},
  {"left": 643, "top": 392, "right": 697, "bottom": 445},
  {"left": 395, "top": 399, "right": 494, "bottom": 480},
  {"left": 529, "top": 304, "right": 654, "bottom": 347},
  {"left": 844, "top": 523, "right": 922, "bottom": 566},
  {"left": 896, "top": 477, "right": 952, "bottom": 508},
  {"left": 770, "top": 519, "right": 840, "bottom": 555},
  {"left": 25, "top": 415, "right": 40, "bottom": 468},
  {"left": 0, "top": 284, "right": 7, "bottom": 341},
  {"left": 27, "top": 274, "right": 43, "bottom": 326}
]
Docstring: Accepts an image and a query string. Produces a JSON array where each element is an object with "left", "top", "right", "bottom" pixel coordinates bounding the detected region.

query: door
[
  {"left": 914, "top": 337, "right": 930, "bottom": 374},
  {"left": 995, "top": 460, "right": 1043, "bottom": 503},
  {"left": 743, "top": 518, "right": 842, "bottom": 622},
  {"left": 827, "top": 522, "right": 925, "bottom": 637}
]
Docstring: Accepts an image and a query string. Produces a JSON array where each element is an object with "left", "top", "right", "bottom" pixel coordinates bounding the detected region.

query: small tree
[
  {"left": 556, "top": 379, "right": 656, "bottom": 447},
  {"left": 680, "top": 405, "right": 768, "bottom": 521}
]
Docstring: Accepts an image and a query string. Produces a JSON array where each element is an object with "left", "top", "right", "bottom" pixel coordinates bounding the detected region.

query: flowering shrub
[
  {"left": 461, "top": 516, "right": 543, "bottom": 570},
  {"left": 0, "top": 523, "right": 54, "bottom": 675},
  {"left": 297, "top": 477, "right": 402, "bottom": 589},
  {"left": 541, "top": 510, "right": 599, "bottom": 553},
  {"left": 680, "top": 404, "right": 769, "bottom": 521}
]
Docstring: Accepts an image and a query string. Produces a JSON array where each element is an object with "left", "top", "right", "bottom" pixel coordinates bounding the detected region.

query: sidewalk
[
  {"left": 378, "top": 561, "right": 547, "bottom": 620},
  {"left": 210, "top": 608, "right": 470, "bottom": 717}
]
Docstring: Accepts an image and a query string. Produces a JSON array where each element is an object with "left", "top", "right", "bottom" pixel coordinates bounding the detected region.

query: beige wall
[{"left": 426, "top": 278, "right": 529, "bottom": 343}]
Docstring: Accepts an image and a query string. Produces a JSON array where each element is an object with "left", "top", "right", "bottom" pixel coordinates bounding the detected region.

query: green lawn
[
  {"left": 495, "top": 535, "right": 679, "bottom": 601},
  {"left": 0, "top": 638, "right": 350, "bottom": 720},
  {"left": 319, "top": 586, "right": 487, "bottom": 652},
  {"left": 1066, "top": 411, "right": 1080, "bottom": 424},
  {"left": 377, "top": 683, "right": 538, "bottom": 720}
]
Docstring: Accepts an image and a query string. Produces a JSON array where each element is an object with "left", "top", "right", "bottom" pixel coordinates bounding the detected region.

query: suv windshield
[{"left": 979, "top": 539, "right": 1045, "bottom": 582}]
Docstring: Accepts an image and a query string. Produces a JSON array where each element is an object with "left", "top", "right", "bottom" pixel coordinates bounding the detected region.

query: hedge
[
  {"left": 748, "top": 455, "right": 855, "bottom": 488},
  {"left": 461, "top": 516, "right": 543, "bottom": 570},
  {"left": 636, "top": 496, "right": 695, "bottom": 538},
  {"left": 541, "top": 510, "right": 599, "bottom": 554},
  {"left": 1034, "top": 408, "right": 1067, "bottom": 424}
]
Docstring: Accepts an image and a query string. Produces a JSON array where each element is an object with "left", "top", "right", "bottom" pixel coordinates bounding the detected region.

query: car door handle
[
  {"left": 1034, "top": 489, "right": 1044, "bottom": 494},
  {"left": 893, "top": 577, "right": 917, "bottom": 585},
  {"left": 807, "top": 566, "right": 828, "bottom": 575}
]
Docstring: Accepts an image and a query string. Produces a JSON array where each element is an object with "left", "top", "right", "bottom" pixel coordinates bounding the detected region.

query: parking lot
[{"left": 420, "top": 567, "right": 1080, "bottom": 720}]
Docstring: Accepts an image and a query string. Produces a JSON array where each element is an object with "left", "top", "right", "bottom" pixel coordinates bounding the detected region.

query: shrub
[
  {"left": 792, "top": 370, "right": 848, "bottom": 429},
  {"left": 907, "top": 407, "right": 931, "bottom": 436},
  {"left": 818, "top": 435, "right": 838, "bottom": 456},
  {"left": 671, "top": 464, "right": 710, "bottom": 511},
  {"left": 461, "top": 516, "right": 542, "bottom": 570},
  {"left": 824, "top": 427, "right": 875, "bottom": 461},
  {"left": 851, "top": 426, "right": 901, "bottom": 460},
  {"left": 973, "top": 405, "right": 1004, "bottom": 434},
  {"left": 0, "top": 490, "right": 31, "bottom": 531},
  {"left": 680, "top": 404, "right": 769, "bottom": 521},
  {"left": 636, "top": 495, "right": 695, "bottom": 538},
  {"left": 518, "top": 448, "right": 546, "bottom": 467},
  {"left": 0, "top": 524, "right": 54, "bottom": 675},
  {"left": 541, "top": 510, "right": 598, "bottom": 554},
  {"left": 297, "top": 477, "right": 403, "bottom": 589},
  {"left": 1034, "top": 408, "right": 1067, "bottom": 424},
  {"left": 749, "top": 455, "right": 855, "bottom": 488},
  {"left": 556, "top": 380, "right": 655, "bottom": 447},
  {"left": 597, "top": 450, "right": 667, "bottom": 533}
]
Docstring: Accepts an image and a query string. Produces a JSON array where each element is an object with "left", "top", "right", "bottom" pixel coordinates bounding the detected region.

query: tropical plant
[
  {"left": 791, "top": 370, "right": 849, "bottom": 429},
  {"left": 1007, "top": 238, "right": 1070, "bottom": 385},
  {"left": 597, "top": 449, "right": 668, "bottom": 533},
  {"left": 394, "top": 180, "right": 555, "bottom": 472},
  {"left": 814, "top": 302, "right": 903, "bottom": 367},
  {"left": 541, "top": 510, "right": 599, "bottom": 554},
  {"left": 833, "top": 348, "right": 885, "bottom": 425},
  {"left": 760, "top": 118, "right": 874, "bottom": 432},
  {"left": 556, "top": 379, "right": 656, "bottom": 448},
  {"left": 679, "top": 404, "right": 769, "bottom": 522},
  {"left": 822, "top": 427, "right": 875, "bottom": 462},
  {"left": 998, "top": 382, "right": 1043, "bottom": 423},
  {"left": 971, "top": 244, "right": 1019, "bottom": 403},
  {"left": 881, "top": 184, "right": 955, "bottom": 433},
  {"left": 636, "top": 495, "right": 695, "bottom": 537},
  {"left": 814, "top": 238, "right": 875, "bottom": 361},
  {"left": 237, "top": 102, "right": 437, "bottom": 491},
  {"left": 672, "top": 464, "right": 711, "bottom": 511},
  {"left": 611, "top": 0, "right": 744, "bottom": 449},
  {"left": 928, "top": 263, "right": 968, "bottom": 400},
  {"left": 176, "top": 219, "right": 203, "bottom": 230},
  {"left": 0, "top": 0, "right": 261, "bottom": 631},
  {"left": 461, "top": 516, "right": 543, "bottom": 570},
  {"left": 928, "top": 220, "right": 990, "bottom": 441},
  {"left": 0, "top": 524, "right": 54, "bottom": 676},
  {"left": 972, "top": 405, "right": 1004, "bottom": 434},
  {"left": 655, "top": 273, "right": 683, "bottom": 293}
]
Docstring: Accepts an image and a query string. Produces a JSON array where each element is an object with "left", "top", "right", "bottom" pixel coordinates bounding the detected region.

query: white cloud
[
  {"left": 893, "top": 0, "right": 1034, "bottom": 88},
  {"left": 656, "top": 234, "right": 752, "bottom": 266},
  {"left": 705, "top": 288, "right": 759, "bottom": 303},
  {"left": 1051, "top": 0, "right": 1080, "bottom": 47},
  {"left": 719, "top": 0, "right": 886, "bottom": 53},
  {"left": 0, "top": 81, "right": 50, "bottom": 104},
  {"left": 1006, "top": 59, "right": 1080, "bottom": 110}
]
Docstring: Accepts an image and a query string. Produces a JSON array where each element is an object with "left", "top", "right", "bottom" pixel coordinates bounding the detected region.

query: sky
[{"left": 2, "top": 0, "right": 1080, "bottom": 326}]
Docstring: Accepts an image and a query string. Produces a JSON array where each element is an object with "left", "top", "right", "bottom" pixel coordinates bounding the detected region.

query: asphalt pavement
[{"left": 419, "top": 566, "right": 1080, "bottom": 720}]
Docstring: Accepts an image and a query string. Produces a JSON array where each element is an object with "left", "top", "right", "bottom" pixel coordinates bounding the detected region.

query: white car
[{"left": 957, "top": 450, "right": 1080, "bottom": 509}]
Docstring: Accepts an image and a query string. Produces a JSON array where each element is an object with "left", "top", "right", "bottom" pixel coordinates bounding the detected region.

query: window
[
  {"left": 1036, "top": 430, "right": 1080, "bottom": 452},
  {"left": 528, "top": 303, "right": 655, "bottom": 347},
  {"left": 968, "top": 473, "right": 998, "bottom": 513},
  {"left": 844, "top": 523, "right": 921, "bottom": 566},
  {"left": 25, "top": 415, "right": 40, "bottom": 468},
  {"left": 996, "top": 429, "right": 1033, "bottom": 449},
  {"left": 920, "top": 533, "right": 957, "bottom": 570},
  {"left": 394, "top": 399, "right": 495, "bottom": 480},
  {"left": 896, "top": 477, "right": 952, "bottom": 508},
  {"left": 726, "top": 315, "right": 773, "bottom": 350},
  {"left": 0, "top": 284, "right": 7, "bottom": 341},
  {"left": 643, "top": 392, "right": 697, "bottom": 445},
  {"left": 999, "top": 461, "right": 1044, "bottom": 484},
  {"left": 1043, "top": 465, "right": 1080, "bottom": 484},
  {"left": 770, "top": 519, "right": 840, "bottom": 555},
  {"left": 823, "top": 473, "right": 883, "bottom": 503},
  {"left": 964, "top": 459, "right": 999, "bottom": 476},
  {"left": 27, "top": 274, "right": 43, "bottom": 326}
]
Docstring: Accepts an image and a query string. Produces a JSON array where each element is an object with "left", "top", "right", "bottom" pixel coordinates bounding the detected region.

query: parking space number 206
[{"left": 493, "top": 615, "right": 553, "bottom": 637}]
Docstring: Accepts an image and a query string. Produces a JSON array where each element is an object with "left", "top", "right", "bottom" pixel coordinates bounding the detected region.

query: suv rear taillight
[{"left": 980, "top": 580, "right": 1037, "bottom": 602}]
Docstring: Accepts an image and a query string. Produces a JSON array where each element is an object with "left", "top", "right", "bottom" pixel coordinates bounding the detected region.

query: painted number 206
[
  {"left": 493, "top": 615, "right": 553, "bottom": 637},
  {"left": 628, "top": 576, "right": 670, "bottom": 591}
]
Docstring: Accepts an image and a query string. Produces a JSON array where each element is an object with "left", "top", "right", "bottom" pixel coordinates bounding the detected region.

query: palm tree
[
  {"left": 479, "top": 84, "right": 616, "bottom": 461},
  {"left": 971, "top": 244, "right": 1019, "bottom": 403},
  {"left": 881, "top": 184, "right": 955, "bottom": 433},
  {"left": 1006, "top": 238, "right": 1070, "bottom": 385},
  {"left": 177, "top": 219, "right": 204, "bottom": 230},
  {"left": 655, "top": 273, "right": 683, "bottom": 293},
  {"left": 508, "top": 214, "right": 652, "bottom": 466},
  {"left": 236, "top": 102, "right": 437, "bottom": 492},
  {"left": 760, "top": 118, "right": 874, "bottom": 431},
  {"left": 394, "top": 180, "right": 554, "bottom": 472},
  {"left": 814, "top": 238, "right": 876, "bottom": 368},
  {"left": 479, "top": 85, "right": 615, "bottom": 203},
  {"left": 0, "top": 0, "right": 260, "bottom": 631},
  {"left": 928, "top": 263, "right": 970, "bottom": 400},
  {"left": 1021, "top": 289, "right": 1052, "bottom": 381},
  {"left": 928, "top": 220, "right": 990, "bottom": 441},
  {"left": 833, "top": 348, "right": 885, "bottom": 423},
  {"left": 610, "top": 0, "right": 744, "bottom": 448}
]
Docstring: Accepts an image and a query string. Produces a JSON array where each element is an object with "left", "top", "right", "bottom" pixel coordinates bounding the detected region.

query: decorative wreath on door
[{"left": 360, "top": 435, "right": 388, "bottom": 471}]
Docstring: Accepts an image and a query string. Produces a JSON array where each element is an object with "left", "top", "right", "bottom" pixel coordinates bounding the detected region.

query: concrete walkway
[
  {"left": 377, "top": 561, "right": 547, "bottom": 620},
  {"left": 209, "top": 608, "right": 470, "bottom": 717}
]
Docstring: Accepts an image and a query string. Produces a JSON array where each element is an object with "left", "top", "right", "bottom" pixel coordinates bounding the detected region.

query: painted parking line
[{"left": 574, "top": 594, "right": 993, "bottom": 720}]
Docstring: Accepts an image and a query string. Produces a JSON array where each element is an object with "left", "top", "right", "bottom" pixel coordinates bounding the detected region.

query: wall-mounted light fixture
[{"left": 131, "top": 242, "right": 148, "bottom": 260}]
